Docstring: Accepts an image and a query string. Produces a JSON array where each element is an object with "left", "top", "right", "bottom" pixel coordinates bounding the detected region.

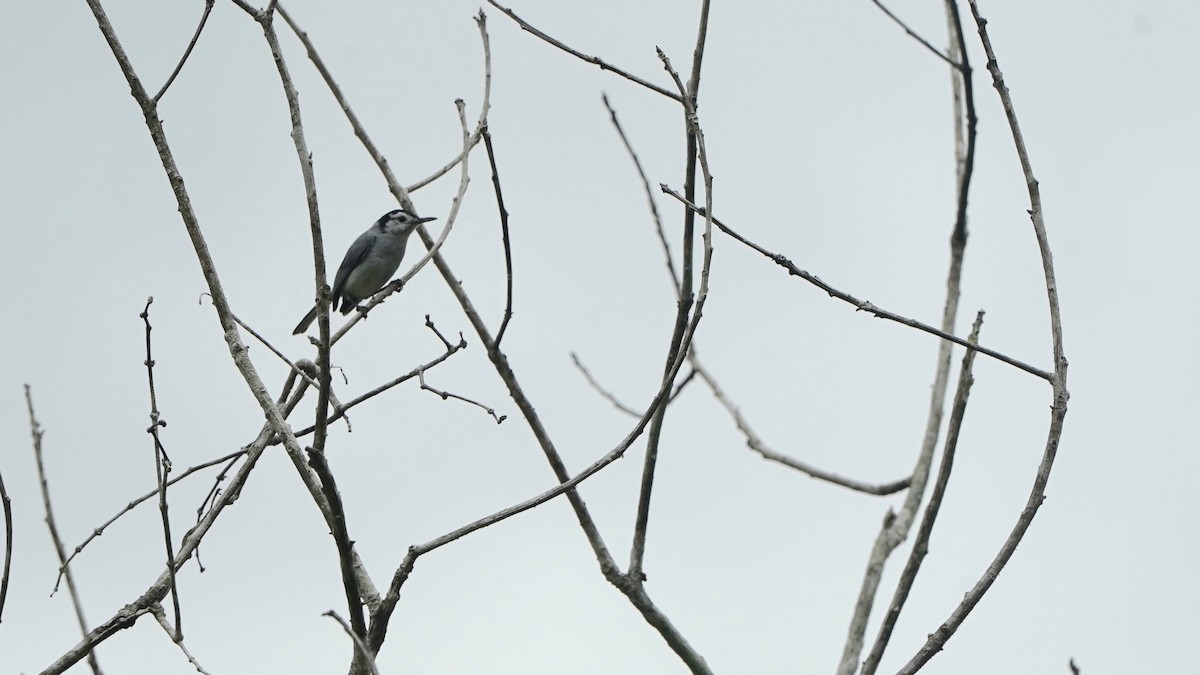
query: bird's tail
[{"left": 292, "top": 305, "right": 319, "bottom": 335}]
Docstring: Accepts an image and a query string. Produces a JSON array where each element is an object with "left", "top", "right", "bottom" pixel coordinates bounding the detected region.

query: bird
[{"left": 292, "top": 208, "right": 436, "bottom": 335}]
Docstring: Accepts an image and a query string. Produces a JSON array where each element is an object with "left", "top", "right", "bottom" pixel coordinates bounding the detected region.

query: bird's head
[{"left": 378, "top": 208, "right": 436, "bottom": 236}]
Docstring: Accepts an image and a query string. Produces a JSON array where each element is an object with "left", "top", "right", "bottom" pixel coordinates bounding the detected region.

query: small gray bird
[{"left": 293, "top": 209, "right": 436, "bottom": 335}]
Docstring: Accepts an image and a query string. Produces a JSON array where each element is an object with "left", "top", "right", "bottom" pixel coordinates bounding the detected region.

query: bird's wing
[{"left": 330, "top": 230, "right": 376, "bottom": 301}]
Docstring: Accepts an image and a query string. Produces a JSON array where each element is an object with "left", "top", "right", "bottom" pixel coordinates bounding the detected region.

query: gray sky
[{"left": 2, "top": 0, "right": 1197, "bottom": 673}]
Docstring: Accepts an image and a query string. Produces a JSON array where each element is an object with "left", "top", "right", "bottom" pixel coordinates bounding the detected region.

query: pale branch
[
  {"left": 150, "top": 603, "right": 213, "bottom": 675},
  {"left": 55, "top": 450, "right": 245, "bottom": 592},
  {"left": 860, "top": 311, "right": 984, "bottom": 675},
  {"left": 284, "top": 320, "right": 468, "bottom": 440},
  {"left": 228, "top": 311, "right": 347, "bottom": 421},
  {"left": 659, "top": 186, "right": 1052, "bottom": 381},
  {"left": 570, "top": 352, "right": 698, "bottom": 419},
  {"left": 418, "top": 368, "right": 506, "bottom": 424},
  {"left": 689, "top": 351, "right": 910, "bottom": 496},
  {"left": 248, "top": 2, "right": 334, "bottom": 464},
  {"left": 895, "top": 3, "right": 1071, "bottom": 670},
  {"left": 27, "top": 385, "right": 105, "bottom": 675},
  {"left": 486, "top": 0, "right": 682, "bottom": 101},
  {"left": 837, "top": 4, "right": 979, "bottom": 671},
  {"left": 601, "top": 92, "right": 679, "bottom": 297},
  {"left": 325, "top": 611, "right": 382, "bottom": 675},
  {"left": 570, "top": 351, "right": 641, "bottom": 417}
]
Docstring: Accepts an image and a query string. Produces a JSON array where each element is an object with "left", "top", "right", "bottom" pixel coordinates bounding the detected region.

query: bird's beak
[{"left": 416, "top": 216, "right": 437, "bottom": 224}]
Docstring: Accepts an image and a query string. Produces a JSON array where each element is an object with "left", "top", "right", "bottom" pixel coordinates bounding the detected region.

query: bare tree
[{"left": 4, "top": 1, "right": 1067, "bottom": 673}]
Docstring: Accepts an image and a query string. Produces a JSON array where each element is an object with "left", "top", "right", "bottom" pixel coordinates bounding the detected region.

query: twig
[
  {"left": 285, "top": 319, "right": 468, "bottom": 438},
  {"left": 602, "top": 93, "right": 679, "bottom": 297},
  {"left": 486, "top": 1, "right": 681, "bottom": 101},
  {"left": 27, "top": 385, "right": 105, "bottom": 675},
  {"left": 867, "top": 0, "right": 958, "bottom": 67},
  {"left": 896, "top": 3, "right": 1070, "bottom": 670},
  {"left": 571, "top": 353, "right": 697, "bottom": 419},
  {"left": 689, "top": 351, "right": 910, "bottom": 496},
  {"left": 418, "top": 368, "right": 506, "bottom": 424},
  {"left": 570, "top": 352, "right": 641, "bottom": 416},
  {"left": 0, "top": 452, "right": 11, "bottom": 623},
  {"left": 324, "top": 610, "right": 381, "bottom": 675},
  {"left": 152, "top": 0, "right": 215, "bottom": 102},
  {"left": 860, "top": 312, "right": 984, "bottom": 675},
  {"left": 228, "top": 311, "right": 348, "bottom": 427},
  {"left": 306, "top": 450, "right": 366, "bottom": 638},
  {"left": 482, "top": 126, "right": 515, "bottom": 350},
  {"left": 140, "top": 298, "right": 183, "bottom": 640},
  {"left": 659, "top": 186, "right": 1052, "bottom": 381},
  {"left": 1069, "top": 658, "right": 1081, "bottom": 675},
  {"left": 150, "top": 603, "right": 212, "bottom": 675},
  {"left": 55, "top": 450, "right": 245, "bottom": 592}
]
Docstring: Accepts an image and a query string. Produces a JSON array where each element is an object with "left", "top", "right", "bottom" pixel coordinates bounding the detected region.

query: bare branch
[
  {"left": 867, "top": 0, "right": 958, "bottom": 67},
  {"left": 895, "top": 3, "right": 1071, "bottom": 670},
  {"left": 570, "top": 352, "right": 641, "bottom": 417},
  {"left": 229, "top": 311, "right": 345, "bottom": 418},
  {"left": 405, "top": 10, "right": 491, "bottom": 193},
  {"left": 486, "top": 1, "right": 682, "bottom": 101},
  {"left": 27, "top": 385, "right": 105, "bottom": 675},
  {"left": 838, "top": 4, "right": 979, "bottom": 671},
  {"left": 306, "top": 450, "right": 366, "bottom": 639},
  {"left": 150, "top": 604, "right": 212, "bottom": 675},
  {"left": 418, "top": 368, "right": 506, "bottom": 424},
  {"left": 689, "top": 351, "right": 910, "bottom": 496},
  {"left": 324, "top": 610, "right": 381, "bottom": 675},
  {"left": 861, "top": 312, "right": 984, "bottom": 675},
  {"left": 659, "top": 186, "right": 1052, "bottom": 381},
  {"left": 152, "top": 0, "right": 215, "bottom": 102},
  {"left": 602, "top": 93, "right": 678, "bottom": 296},
  {"left": 482, "top": 126, "right": 516, "bottom": 350},
  {"left": 285, "top": 320, "right": 468, "bottom": 439},
  {"left": 627, "top": 36, "right": 711, "bottom": 582},
  {"left": 140, "top": 298, "right": 183, "bottom": 640},
  {"left": 55, "top": 450, "right": 245, "bottom": 592}
]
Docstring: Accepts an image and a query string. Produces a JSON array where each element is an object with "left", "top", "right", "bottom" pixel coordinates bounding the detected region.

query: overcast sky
[{"left": 2, "top": 1, "right": 1197, "bottom": 673}]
